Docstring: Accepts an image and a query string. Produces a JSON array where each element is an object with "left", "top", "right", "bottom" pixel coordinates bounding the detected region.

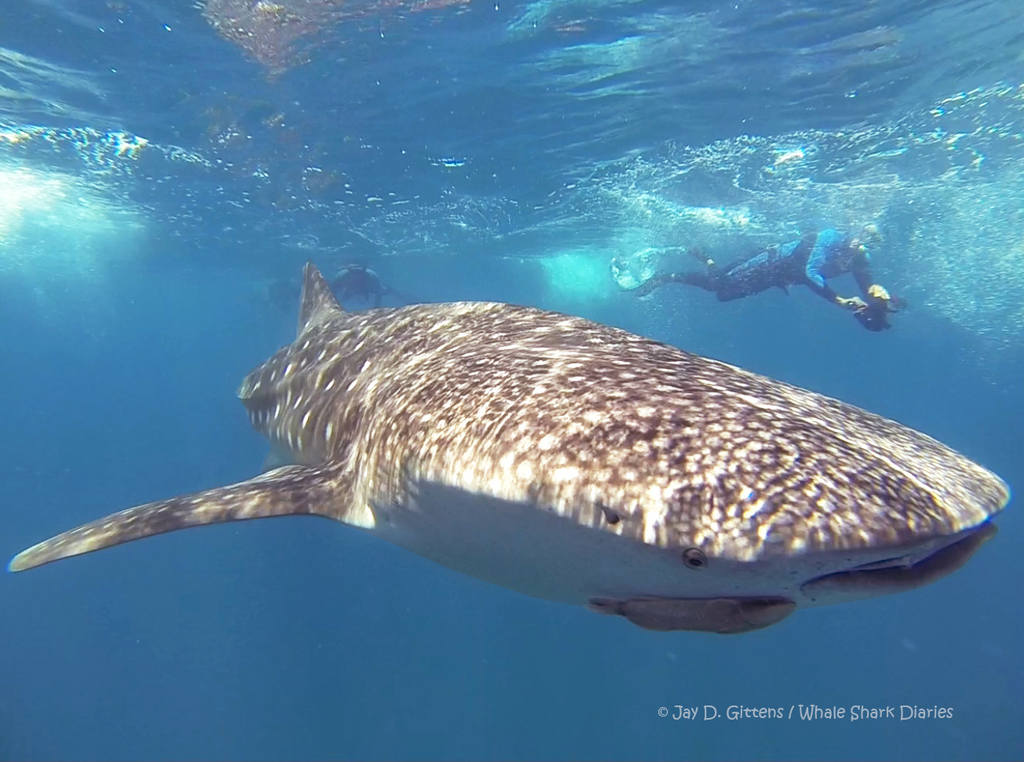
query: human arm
[
  {"left": 805, "top": 253, "right": 865, "bottom": 310},
  {"left": 851, "top": 246, "right": 876, "bottom": 299},
  {"left": 804, "top": 231, "right": 869, "bottom": 310},
  {"left": 851, "top": 245, "right": 906, "bottom": 310}
]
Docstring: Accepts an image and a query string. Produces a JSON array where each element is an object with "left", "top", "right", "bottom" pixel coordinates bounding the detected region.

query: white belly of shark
[{"left": 9, "top": 263, "right": 1009, "bottom": 634}]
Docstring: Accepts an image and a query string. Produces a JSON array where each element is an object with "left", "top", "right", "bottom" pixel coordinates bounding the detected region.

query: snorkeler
[
  {"left": 330, "top": 263, "right": 395, "bottom": 308},
  {"left": 620, "top": 225, "right": 904, "bottom": 331},
  {"left": 265, "top": 263, "right": 409, "bottom": 313}
]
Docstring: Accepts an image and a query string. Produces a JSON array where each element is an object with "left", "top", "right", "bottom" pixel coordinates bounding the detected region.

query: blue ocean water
[{"left": 1, "top": 0, "right": 1022, "bottom": 759}]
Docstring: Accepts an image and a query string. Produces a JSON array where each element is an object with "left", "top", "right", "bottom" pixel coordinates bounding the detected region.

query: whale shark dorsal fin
[
  {"left": 8, "top": 464, "right": 369, "bottom": 572},
  {"left": 298, "top": 261, "right": 343, "bottom": 337}
]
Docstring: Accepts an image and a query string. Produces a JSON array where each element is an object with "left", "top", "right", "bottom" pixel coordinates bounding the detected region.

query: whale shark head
[{"left": 9, "top": 262, "right": 1009, "bottom": 633}]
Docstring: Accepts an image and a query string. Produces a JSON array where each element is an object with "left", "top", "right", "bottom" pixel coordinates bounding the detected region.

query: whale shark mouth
[
  {"left": 588, "top": 522, "right": 998, "bottom": 634},
  {"left": 799, "top": 521, "right": 998, "bottom": 600}
]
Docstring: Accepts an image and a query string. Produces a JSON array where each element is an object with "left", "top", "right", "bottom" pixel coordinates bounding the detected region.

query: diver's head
[
  {"left": 854, "top": 302, "right": 891, "bottom": 332},
  {"left": 857, "top": 223, "right": 883, "bottom": 248}
]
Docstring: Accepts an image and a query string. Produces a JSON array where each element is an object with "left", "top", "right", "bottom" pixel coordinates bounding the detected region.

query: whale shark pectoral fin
[{"left": 9, "top": 463, "right": 366, "bottom": 573}]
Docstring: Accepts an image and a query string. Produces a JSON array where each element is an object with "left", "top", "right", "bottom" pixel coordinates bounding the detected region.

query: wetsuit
[
  {"left": 636, "top": 229, "right": 874, "bottom": 306},
  {"left": 331, "top": 265, "right": 387, "bottom": 307}
]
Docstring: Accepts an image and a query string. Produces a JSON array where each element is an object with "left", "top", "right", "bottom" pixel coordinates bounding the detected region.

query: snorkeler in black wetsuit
[
  {"left": 266, "top": 263, "right": 409, "bottom": 312},
  {"left": 622, "top": 224, "right": 903, "bottom": 331},
  {"left": 330, "top": 264, "right": 392, "bottom": 308}
]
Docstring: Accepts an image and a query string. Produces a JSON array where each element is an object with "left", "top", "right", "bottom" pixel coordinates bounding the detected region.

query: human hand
[
  {"left": 867, "top": 284, "right": 891, "bottom": 303},
  {"left": 836, "top": 295, "right": 868, "bottom": 311}
]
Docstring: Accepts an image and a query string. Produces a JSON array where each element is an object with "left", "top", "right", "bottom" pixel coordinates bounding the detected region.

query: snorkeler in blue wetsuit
[{"left": 622, "top": 224, "right": 903, "bottom": 331}]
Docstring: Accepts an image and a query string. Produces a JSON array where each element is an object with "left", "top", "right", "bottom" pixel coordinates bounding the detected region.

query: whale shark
[{"left": 9, "top": 263, "right": 1009, "bottom": 633}]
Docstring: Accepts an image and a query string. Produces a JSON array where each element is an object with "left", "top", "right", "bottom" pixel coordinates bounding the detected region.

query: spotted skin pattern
[
  {"left": 9, "top": 263, "right": 1008, "bottom": 632},
  {"left": 239, "top": 268, "right": 1006, "bottom": 562}
]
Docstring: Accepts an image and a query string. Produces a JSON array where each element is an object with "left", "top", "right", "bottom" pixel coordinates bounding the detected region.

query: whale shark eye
[
  {"left": 682, "top": 547, "right": 707, "bottom": 569},
  {"left": 597, "top": 502, "right": 620, "bottom": 525}
]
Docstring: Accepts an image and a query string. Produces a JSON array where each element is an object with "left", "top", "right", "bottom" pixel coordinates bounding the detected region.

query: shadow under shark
[{"left": 9, "top": 263, "right": 1009, "bottom": 633}]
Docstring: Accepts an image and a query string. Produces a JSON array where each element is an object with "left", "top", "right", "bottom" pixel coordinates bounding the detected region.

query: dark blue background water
[{"left": 1, "top": 1, "right": 1021, "bottom": 759}]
